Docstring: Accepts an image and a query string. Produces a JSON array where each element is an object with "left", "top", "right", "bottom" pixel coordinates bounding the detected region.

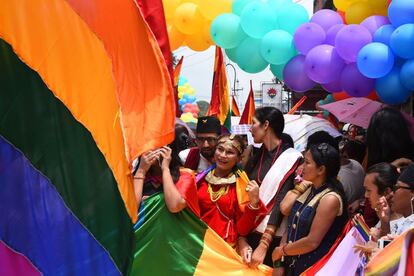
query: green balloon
[
  {"left": 260, "top": 30, "right": 296, "bottom": 65},
  {"left": 232, "top": 0, "right": 252, "bottom": 15},
  {"left": 225, "top": 47, "right": 238, "bottom": 63},
  {"left": 240, "top": 1, "right": 278, "bottom": 39},
  {"left": 270, "top": 63, "right": 286, "bottom": 80},
  {"left": 277, "top": 3, "right": 309, "bottom": 34},
  {"left": 236, "top": 37, "right": 268, "bottom": 73},
  {"left": 211, "top": 13, "right": 246, "bottom": 49}
]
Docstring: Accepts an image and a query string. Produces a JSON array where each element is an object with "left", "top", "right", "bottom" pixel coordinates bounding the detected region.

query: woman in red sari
[{"left": 160, "top": 134, "right": 267, "bottom": 246}]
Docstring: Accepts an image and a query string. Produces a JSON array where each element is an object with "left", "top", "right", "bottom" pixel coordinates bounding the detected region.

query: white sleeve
[{"left": 178, "top": 149, "right": 190, "bottom": 165}]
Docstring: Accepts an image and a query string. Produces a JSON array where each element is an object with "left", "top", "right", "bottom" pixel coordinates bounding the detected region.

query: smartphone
[{"left": 378, "top": 239, "right": 391, "bottom": 249}]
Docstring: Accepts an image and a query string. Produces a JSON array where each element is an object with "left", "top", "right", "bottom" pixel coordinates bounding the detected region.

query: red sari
[{"left": 177, "top": 169, "right": 267, "bottom": 245}]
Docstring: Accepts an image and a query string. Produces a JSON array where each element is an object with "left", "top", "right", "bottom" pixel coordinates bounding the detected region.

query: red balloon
[
  {"left": 332, "top": 91, "right": 351, "bottom": 101},
  {"left": 338, "top": 10, "right": 346, "bottom": 24},
  {"left": 366, "top": 91, "right": 379, "bottom": 100}
]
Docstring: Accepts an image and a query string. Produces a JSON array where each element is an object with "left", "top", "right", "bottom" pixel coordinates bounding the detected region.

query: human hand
[
  {"left": 246, "top": 180, "right": 260, "bottom": 207},
  {"left": 159, "top": 146, "right": 172, "bottom": 170},
  {"left": 272, "top": 267, "right": 285, "bottom": 276},
  {"left": 375, "top": 196, "right": 391, "bottom": 224},
  {"left": 250, "top": 243, "right": 267, "bottom": 268},
  {"left": 391, "top": 158, "right": 413, "bottom": 170},
  {"left": 137, "top": 150, "right": 159, "bottom": 174},
  {"left": 353, "top": 241, "right": 377, "bottom": 258},
  {"left": 271, "top": 246, "right": 282, "bottom": 262},
  {"left": 237, "top": 237, "right": 252, "bottom": 264}
]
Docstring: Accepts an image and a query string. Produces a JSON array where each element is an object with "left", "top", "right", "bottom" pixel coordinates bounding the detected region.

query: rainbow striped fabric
[
  {"left": 0, "top": 0, "right": 174, "bottom": 274},
  {"left": 131, "top": 193, "right": 273, "bottom": 275}
]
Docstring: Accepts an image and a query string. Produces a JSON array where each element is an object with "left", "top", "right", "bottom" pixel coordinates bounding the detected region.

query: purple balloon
[
  {"left": 311, "top": 9, "right": 344, "bottom": 32},
  {"left": 283, "top": 55, "right": 316, "bottom": 92},
  {"left": 341, "top": 63, "right": 375, "bottom": 97},
  {"left": 305, "top": 44, "right": 346, "bottom": 84},
  {"left": 294, "top": 23, "right": 326, "bottom": 55},
  {"left": 326, "top": 24, "right": 344, "bottom": 45},
  {"left": 322, "top": 78, "right": 342, "bottom": 93},
  {"left": 335, "top": 24, "right": 373, "bottom": 62},
  {"left": 361, "top": 15, "right": 390, "bottom": 36}
]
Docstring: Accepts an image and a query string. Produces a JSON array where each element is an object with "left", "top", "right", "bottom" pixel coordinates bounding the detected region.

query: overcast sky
[{"left": 174, "top": 0, "right": 314, "bottom": 108}]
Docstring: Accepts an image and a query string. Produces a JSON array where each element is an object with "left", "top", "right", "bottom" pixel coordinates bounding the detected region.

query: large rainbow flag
[
  {"left": 0, "top": 0, "right": 175, "bottom": 274},
  {"left": 130, "top": 193, "right": 273, "bottom": 275}
]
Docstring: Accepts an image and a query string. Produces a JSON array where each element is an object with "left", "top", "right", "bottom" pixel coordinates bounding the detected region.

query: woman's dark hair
[
  {"left": 167, "top": 124, "right": 191, "bottom": 182},
  {"left": 367, "top": 107, "right": 414, "bottom": 168},
  {"left": 308, "top": 143, "right": 348, "bottom": 208},
  {"left": 306, "top": 131, "right": 339, "bottom": 151},
  {"left": 280, "top": 133, "right": 294, "bottom": 148},
  {"left": 254, "top": 107, "right": 284, "bottom": 138},
  {"left": 366, "top": 162, "right": 399, "bottom": 195},
  {"left": 133, "top": 124, "right": 188, "bottom": 182},
  {"left": 342, "top": 139, "right": 366, "bottom": 164}
]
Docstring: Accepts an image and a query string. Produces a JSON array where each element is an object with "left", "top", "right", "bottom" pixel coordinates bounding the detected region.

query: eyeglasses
[
  {"left": 195, "top": 136, "right": 217, "bottom": 144},
  {"left": 393, "top": 185, "right": 413, "bottom": 192}
]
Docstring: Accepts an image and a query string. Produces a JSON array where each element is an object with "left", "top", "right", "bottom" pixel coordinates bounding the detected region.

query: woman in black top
[{"left": 239, "top": 107, "right": 300, "bottom": 267}]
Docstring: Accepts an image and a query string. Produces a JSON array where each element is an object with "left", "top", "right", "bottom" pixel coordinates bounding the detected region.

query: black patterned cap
[{"left": 196, "top": 116, "right": 221, "bottom": 135}]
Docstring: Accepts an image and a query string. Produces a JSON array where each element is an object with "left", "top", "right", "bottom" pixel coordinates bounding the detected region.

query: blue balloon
[
  {"left": 388, "top": 0, "right": 414, "bottom": 28},
  {"left": 236, "top": 37, "right": 268, "bottom": 73},
  {"left": 390, "top": 24, "right": 414, "bottom": 59},
  {"left": 373, "top": 24, "right": 395, "bottom": 45},
  {"left": 210, "top": 14, "right": 246, "bottom": 49},
  {"left": 182, "top": 94, "right": 190, "bottom": 100},
  {"left": 178, "top": 98, "right": 187, "bottom": 106},
  {"left": 240, "top": 2, "right": 278, "bottom": 38},
  {"left": 357, "top": 42, "right": 394, "bottom": 78},
  {"left": 178, "top": 76, "right": 187, "bottom": 86},
  {"left": 376, "top": 67, "right": 412, "bottom": 104},
  {"left": 187, "top": 95, "right": 197, "bottom": 103},
  {"left": 401, "top": 59, "right": 414, "bottom": 90}
]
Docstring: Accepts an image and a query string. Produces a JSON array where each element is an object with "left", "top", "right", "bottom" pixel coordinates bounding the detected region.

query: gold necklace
[
  {"left": 207, "top": 183, "right": 229, "bottom": 202},
  {"left": 205, "top": 169, "right": 236, "bottom": 185}
]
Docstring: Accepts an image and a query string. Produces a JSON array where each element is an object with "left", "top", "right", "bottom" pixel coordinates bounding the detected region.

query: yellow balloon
[
  {"left": 367, "top": 0, "right": 388, "bottom": 10},
  {"left": 345, "top": 1, "right": 373, "bottom": 24},
  {"left": 178, "top": 86, "right": 185, "bottom": 93},
  {"left": 163, "top": 0, "right": 181, "bottom": 20},
  {"left": 185, "top": 20, "right": 213, "bottom": 52},
  {"left": 198, "top": 0, "right": 232, "bottom": 20},
  {"left": 333, "top": 0, "right": 358, "bottom": 11},
  {"left": 168, "top": 25, "right": 186, "bottom": 50},
  {"left": 374, "top": 7, "right": 388, "bottom": 17},
  {"left": 178, "top": 91, "right": 184, "bottom": 99},
  {"left": 173, "top": 3, "right": 204, "bottom": 35}
]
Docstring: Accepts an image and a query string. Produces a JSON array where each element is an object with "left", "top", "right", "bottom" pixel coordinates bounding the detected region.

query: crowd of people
[{"left": 133, "top": 106, "right": 414, "bottom": 275}]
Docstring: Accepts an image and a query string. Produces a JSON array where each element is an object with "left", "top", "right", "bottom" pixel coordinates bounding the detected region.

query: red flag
[
  {"left": 239, "top": 80, "right": 255, "bottom": 124},
  {"left": 232, "top": 97, "right": 240, "bottom": 116},
  {"left": 207, "top": 47, "right": 230, "bottom": 127}
]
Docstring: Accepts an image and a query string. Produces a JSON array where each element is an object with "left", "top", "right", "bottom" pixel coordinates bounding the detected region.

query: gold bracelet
[
  {"left": 259, "top": 239, "right": 270, "bottom": 248},
  {"left": 248, "top": 202, "right": 260, "bottom": 210}
]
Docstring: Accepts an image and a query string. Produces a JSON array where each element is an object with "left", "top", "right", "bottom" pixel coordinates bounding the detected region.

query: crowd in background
[{"left": 133, "top": 106, "right": 414, "bottom": 276}]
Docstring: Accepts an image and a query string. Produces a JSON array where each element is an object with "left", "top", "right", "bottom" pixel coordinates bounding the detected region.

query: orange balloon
[
  {"left": 345, "top": 1, "right": 373, "bottom": 24},
  {"left": 168, "top": 25, "right": 186, "bottom": 50}
]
